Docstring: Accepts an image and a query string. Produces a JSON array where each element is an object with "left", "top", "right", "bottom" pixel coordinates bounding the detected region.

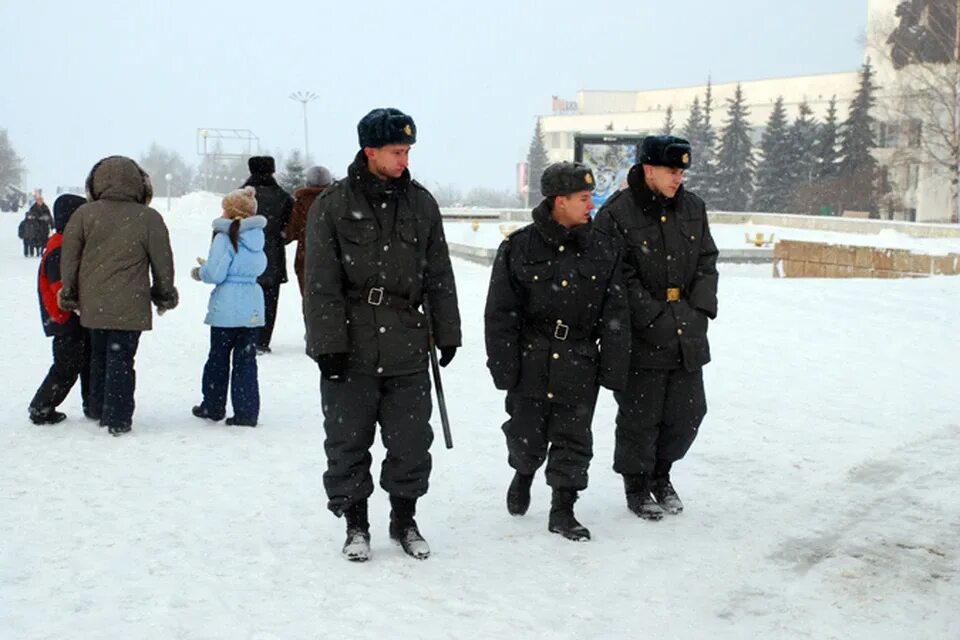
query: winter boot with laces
[
  {"left": 342, "top": 500, "right": 371, "bottom": 562},
  {"left": 506, "top": 472, "right": 534, "bottom": 516},
  {"left": 547, "top": 489, "right": 591, "bottom": 542},
  {"left": 652, "top": 461, "right": 683, "bottom": 515},
  {"left": 388, "top": 496, "right": 430, "bottom": 560},
  {"left": 624, "top": 473, "right": 664, "bottom": 521}
]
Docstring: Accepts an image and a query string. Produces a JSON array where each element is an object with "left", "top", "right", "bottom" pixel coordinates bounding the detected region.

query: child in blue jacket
[{"left": 191, "top": 187, "right": 267, "bottom": 426}]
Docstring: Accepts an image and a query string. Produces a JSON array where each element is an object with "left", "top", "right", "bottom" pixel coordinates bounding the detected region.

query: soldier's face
[
  {"left": 365, "top": 144, "right": 411, "bottom": 180},
  {"left": 552, "top": 190, "right": 595, "bottom": 228},
  {"left": 644, "top": 165, "right": 684, "bottom": 198}
]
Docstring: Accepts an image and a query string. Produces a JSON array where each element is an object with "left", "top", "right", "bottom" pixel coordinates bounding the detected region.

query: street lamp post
[
  {"left": 289, "top": 91, "right": 318, "bottom": 161},
  {"left": 165, "top": 173, "right": 173, "bottom": 212}
]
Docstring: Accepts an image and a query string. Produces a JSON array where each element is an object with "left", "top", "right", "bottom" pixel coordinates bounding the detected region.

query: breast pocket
[
  {"left": 679, "top": 217, "right": 702, "bottom": 257},
  {"left": 515, "top": 261, "right": 556, "bottom": 312},
  {"left": 338, "top": 218, "right": 378, "bottom": 245},
  {"left": 625, "top": 225, "right": 661, "bottom": 259}
]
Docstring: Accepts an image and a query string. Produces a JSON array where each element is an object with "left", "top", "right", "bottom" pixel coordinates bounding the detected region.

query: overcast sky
[{"left": 1, "top": 0, "right": 867, "bottom": 196}]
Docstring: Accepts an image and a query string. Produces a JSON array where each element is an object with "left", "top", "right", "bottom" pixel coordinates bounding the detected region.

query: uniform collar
[{"left": 348, "top": 150, "right": 410, "bottom": 203}]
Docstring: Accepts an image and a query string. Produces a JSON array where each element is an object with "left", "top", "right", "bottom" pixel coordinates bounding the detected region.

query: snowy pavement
[{"left": 1, "top": 196, "right": 958, "bottom": 639}]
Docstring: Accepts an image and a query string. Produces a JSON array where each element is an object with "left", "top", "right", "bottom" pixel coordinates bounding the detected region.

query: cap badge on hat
[
  {"left": 584, "top": 174, "right": 593, "bottom": 185},
  {"left": 682, "top": 153, "right": 690, "bottom": 165},
  {"left": 404, "top": 124, "right": 413, "bottom": 136}
]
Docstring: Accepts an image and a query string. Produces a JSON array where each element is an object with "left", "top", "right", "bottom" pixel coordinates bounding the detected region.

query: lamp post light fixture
[
  {"left": 164, "top": 173, "right": 173, "bottom": 212},
  {"left": 289, "top": 91, "right": 318, "bottom": 161}
]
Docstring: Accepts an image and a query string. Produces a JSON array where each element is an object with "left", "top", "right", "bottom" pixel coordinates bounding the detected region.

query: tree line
[{"left": 526, "top": 63, "right": 883, "bottom": 217}]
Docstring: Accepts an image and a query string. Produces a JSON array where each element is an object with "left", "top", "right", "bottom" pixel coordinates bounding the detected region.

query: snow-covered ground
[
  {"left": 445, "top": 218, "right": 960, "bottom": 255},
  {"left": 1, "top": 194, "right": 958, "bottom": 639}
]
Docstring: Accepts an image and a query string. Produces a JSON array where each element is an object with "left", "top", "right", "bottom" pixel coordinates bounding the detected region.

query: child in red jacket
[{"left": 28, "top": 194, "right": 91, "bottom": 424}]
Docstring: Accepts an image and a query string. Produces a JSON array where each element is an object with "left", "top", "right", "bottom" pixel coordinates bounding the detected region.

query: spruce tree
[
  {"left": 698, "top": 79, "right": 721, "bottom": 204},
  {"left": 526, "top": 119, "right": 550, "bottom": 202},
  {"left": 713, "top": 84, "right": 755, "bottom": 211},
  {"left": 814, "top": 96, "right": 841, "bottom": 180},
  {"left": 279, "top": 150, "right": 305, "bottom": 193},
  {"left": 786, "top": 101, "right": 820, "bottom": 212},
  {"left": 838, "top": 63, "right": 879, "bottom": 214},
  {"left": 753, "top": 97, "right": 793, "bottom": 212},
  {"left": 661, "top": 106, "right": 675, "bottom": 135},
  {"left": 681, "top": 97, "right": 706, "bottom": 190}
]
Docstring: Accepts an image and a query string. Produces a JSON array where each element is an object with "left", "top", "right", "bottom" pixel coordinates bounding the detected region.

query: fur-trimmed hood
[
  {"left": 85, "top": 156, "right": 154, "bottom": 204},
  {"left": 212, "top": 214, "right": 266, "bottom": 252}
]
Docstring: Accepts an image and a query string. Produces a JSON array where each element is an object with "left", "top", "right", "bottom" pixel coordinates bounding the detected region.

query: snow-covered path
[{"left": 1, "top": 196, "right": 957, "bottom": 639}]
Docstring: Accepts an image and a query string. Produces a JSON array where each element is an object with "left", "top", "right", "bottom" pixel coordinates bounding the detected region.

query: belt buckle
[
  {"left": 367, "top": 287, "right": 384, "bottom": 306},
  {"left": 666, "top": 288, "right": 681, "bottom": 302},
  {"left": 554, "top": 322, "right": 569, "bottom": 341}
]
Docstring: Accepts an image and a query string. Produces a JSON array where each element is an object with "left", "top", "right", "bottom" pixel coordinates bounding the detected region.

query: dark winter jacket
[
  {"left": 59, "top": 156, "right": 179, "bottom": 331},
  {"left": 303, "top": 151, "right": 461, "bottom": 376},
  {"left": 484, "top": 200, "right": 629, "bottom": 404},
  {"left": 243, "top": 173, "right": 292, "bottom": 287},
  {"left": 18, "top": 210, "right": 41, "bottom": 242},
  {"left": 594, "top": 165, "right": 718, "bottom": 371},
  {"left": 285, "top": 185, "right": 325, "bottom": 294},
  {"left": 37, "top": 195, "right": 86, "bottom": 337},
  {"left": 30, "top": 202, "right": 52, "bottom": 240}
]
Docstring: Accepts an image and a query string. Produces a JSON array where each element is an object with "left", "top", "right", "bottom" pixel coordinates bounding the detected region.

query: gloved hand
[
  {"left": 57, "top": 288, "right": 78, "bottom": 312},
  {"left": 317, "top": 353, "right": 349, "bottom": 381},
  {"left": 190, "top": 266, "right": 201, "bottom": 281},
  {"left": 438, "top": 346, "right": 457, "bottom": 368}
]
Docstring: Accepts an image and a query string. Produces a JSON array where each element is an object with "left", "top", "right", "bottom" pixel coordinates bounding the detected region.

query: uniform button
[
  {"left": 690, "top": 235, "right": 696, "bottom": 240},
  {"left": 381, "top": 202, "right": 387, "bottom": 209},
  {"left": 376, "top": 366, "right": 384, "bottom": 373},
  {"left": 677, "top": 328, "right": 683, "bottom": 336},
  {"left": 533, "top": 275, "right": 539, "bottom": 281},
  {"left": 561, "top": 280, "right": 568, "bottom": 287},
  {"left": 667, "top": 254, "right": 672, "bottom": 261},
  {"left": 383, "top": 245, "right": 390, "bottom": 251},
  {"left": 661, "top": 215, "right": 667, "bottom": 222},
  {"left": 556, "top": 319, "right": 563, "bottom": 324},
  {"left": 552, "top": 352, "right": 560, "bottom": 360},
  {"left": 546, "top": 392, "right": 554, "bottom": 399},
  {"left": 643, "top": 240, "right": 649, "bottom": 246},
  {"left": 559, "top": 245, "right": 565, "bottom": 252},
  {"left": 379, "top": 327, "right": 386, "bottom": 333},
  {"left": 591, "top": 275, "right": 596, "bottom": 280}
]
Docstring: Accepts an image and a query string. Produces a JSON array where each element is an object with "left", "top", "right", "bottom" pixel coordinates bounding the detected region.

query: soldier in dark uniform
[
  {"left": 303, "top": 108, "right": 461, "bottom": 562},
  {"left": 594, "top": 135, "right": 718, "bottom": 521},
  {"left": 484, "top": 162, "right": 629, "bottom": 541}
]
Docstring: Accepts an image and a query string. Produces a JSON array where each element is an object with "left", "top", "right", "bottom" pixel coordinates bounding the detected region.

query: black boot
[
  {"left": 192, "top": 404, "right": 224, "bottom": 422},
  {"left": 652, "top": 463, "right": 683, "bottom": 515},
  {"left": 342, "top": 500, "right": 371, "bottom": 562},
  {"left": 29, "top": 407, "right": 67, "bottom": 425},
  {"left": 624, "top": 473, "right": 664, "bottom": 521},
  {"left": 506, "top": 472, "right": 534, "bottom": 516},
  {"left": 547, "top": 489, "right": 590, "bottom": 541},
  {"left": 389, "top": 496, "right": 430, "bottom": 560},
  {"left": 107, "top": 423, "right": 132, "bottom": 437}
]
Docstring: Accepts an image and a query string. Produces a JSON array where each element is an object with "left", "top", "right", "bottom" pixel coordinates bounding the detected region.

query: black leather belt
[
  {"left": 349, "top": 287, "right": 415, "bottom": 311},
  {"left": 532, "top": 318, "right": 592, "bottom": 342}
]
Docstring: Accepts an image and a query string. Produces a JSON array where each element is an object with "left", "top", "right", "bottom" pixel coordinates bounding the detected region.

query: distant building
[{"left": 538, "top": 0, "right": 958, "bottom": 223}]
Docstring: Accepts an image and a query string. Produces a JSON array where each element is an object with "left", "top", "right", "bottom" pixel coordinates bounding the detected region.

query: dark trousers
[
  {"left": 200, "top": 326, "right": 259, "bottom": 420},
  {"left": 88, "top": 329, "right": 141, "bottom": 428},
  {"left": 320, "top": 371, "right": 434, "bottom": 516},
  {"left": 502, "top": 389, "right": 598, "bottom": 491},
  {"left": 613, "top": 368, "right": 707, "bottom": 475},
  {"left": 258, "top": 283, "right": 280, "bottom": 349},
  {"left": 30, "top": 330, "right": 91, "bottom": 413}
]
